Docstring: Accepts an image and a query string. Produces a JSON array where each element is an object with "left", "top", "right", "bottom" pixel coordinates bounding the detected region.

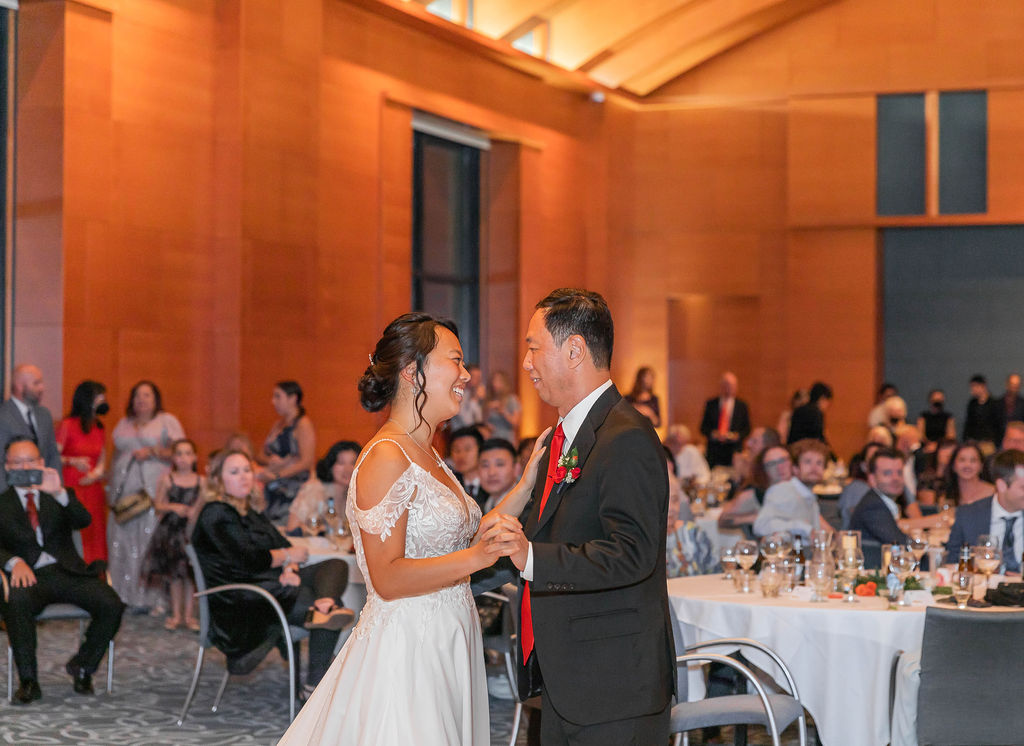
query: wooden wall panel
[{"left": 988, "top": 89, "right": 1024, "bottom": 218}]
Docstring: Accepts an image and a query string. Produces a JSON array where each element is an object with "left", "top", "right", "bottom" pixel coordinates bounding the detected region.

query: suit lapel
[
  {"left": 0, "top": 486, "right": 33, "bottom": 536},
  {"left": 528, "top": 385, "right": 622, "bottom": 537}
]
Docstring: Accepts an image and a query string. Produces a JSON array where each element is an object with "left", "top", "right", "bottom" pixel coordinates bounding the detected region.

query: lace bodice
[{"left": 346, "top": 439, "right": 482, "bottom": 638}]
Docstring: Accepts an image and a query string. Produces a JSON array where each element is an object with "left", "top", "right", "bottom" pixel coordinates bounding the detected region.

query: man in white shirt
[
  {"left": 753, "top": 438, "right": 834, "bottom": 539},
  {"left": 664, "top": 424, "right": 710, "bottom": 484},
  {"left": 0, "top": 438, "right": 124, "bottom": 703},
  {"left": 0, "top": 364, "right": 61, "bottom": 490}
]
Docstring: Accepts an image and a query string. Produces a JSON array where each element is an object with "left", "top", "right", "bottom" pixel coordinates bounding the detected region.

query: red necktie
[
  {"left": 520, "top": 423, "right": 566, "bottom": 661},
  {"left": 718, "top": 399, "right": 730, "bottom": 434},
  {"left": 25, "top": 491, "right": 39, "bottom": 531}
]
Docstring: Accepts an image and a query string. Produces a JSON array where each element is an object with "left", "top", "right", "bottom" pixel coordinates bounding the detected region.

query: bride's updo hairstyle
[{"left": 359, "top": 312, "right": 460, "bottom": 425}]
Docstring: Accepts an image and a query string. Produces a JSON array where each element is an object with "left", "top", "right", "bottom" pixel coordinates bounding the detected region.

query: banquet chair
[
  {"left": 477, "top": 585, "right": 541, "bottom": 746},
  {"left": 1, "top": 531, "right": 115, "bottom": 701},
  {"left": 669, "top": 601, "right": 807, "bottom": 746},
  {"left": 913, "top": 606, "right": 1024, "bottom": 745},
  {"left": 177, "top": 544, "right": 308, "bottom": 725}
]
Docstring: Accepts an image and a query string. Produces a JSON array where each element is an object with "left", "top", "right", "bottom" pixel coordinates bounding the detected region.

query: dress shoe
[
  {"left": 303, "top": 605, "right": 355, "bottom": 631},
  {"left": 66, "top": 662, "right": 94, "bottom": 695},
  {"left": 13, "top": 678, "right": 41, "bottom": 704}
]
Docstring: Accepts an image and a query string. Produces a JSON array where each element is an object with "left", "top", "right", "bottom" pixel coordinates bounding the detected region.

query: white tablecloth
[{"left": 669, "top": 575, "right": 927, "bottom": 746}]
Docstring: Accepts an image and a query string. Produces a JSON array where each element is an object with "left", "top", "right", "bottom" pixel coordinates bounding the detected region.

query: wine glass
[
  {"left": 302, "top": 512, "right": 325, "bottom": 538},
  {"left": 952, "top": 570, "right": 974, "bottom": 609},
  {"left": 760, "top": 532, "right": 791, "bottom": 562},
  {"left": 734, "top": 540, "right": 759, "bottom": 593},
  {"left": 807, "top": 561, "right": 834, "bottom": 602},
  {"left": 758, "top": 562, "right": 783, "bottom": 598},
  {"left": 888, "top": 545, "right": 918, "bottom": 606},
  {"left": 972, "top": 544, "right": 1002, "bottom": 590},
  {"left": 836, "top": 547, "right": 864, "bottom": 603},
  {"left": 719, "top": 545, "right": 738, "bottom": 580},
  {"left": 908, "top": 530, "right": 929, "bottom": 566},
  {"left": 810, "top": 529, "right": 833, "bottom": 563}
]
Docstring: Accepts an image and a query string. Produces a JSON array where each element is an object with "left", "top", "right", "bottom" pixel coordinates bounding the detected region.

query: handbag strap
[{"left": 115, "top": 457, "right": 145, "bottom": 500}]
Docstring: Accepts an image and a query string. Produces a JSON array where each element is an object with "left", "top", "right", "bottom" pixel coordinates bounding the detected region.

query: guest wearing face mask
[
  {"left": 917, "top": 389, "right": 956, "bottom": 447},
  {"left": 56, "top": 381, "right": 111, "bottom": 564}
]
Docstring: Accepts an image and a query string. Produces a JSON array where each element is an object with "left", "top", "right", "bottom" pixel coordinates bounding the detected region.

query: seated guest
[
  {"left": 256, "top": 381, "right": 316, "bottom": 524},
  {"left": 867, "top": 425, "right": 894, "bottom": 448},
  {"left": 849, "top": 448, "right": 910, "bottom": 545},
  {"left": 516, "top": 435, "right": 537, "bottom": 474},
  {"left": 867, "top": 382, "right": 899, "bottom": 429},
  {"left": 942, "top": 442, "right": 995, "bottom": 506},
  {"left": 753, "top": 439, "right": 834, "bottom": 539},
  {"left": 0, "top": 438, "right": 125, "bottom": 703},
  {"left": 945, "top": 449, "right": 1024, "bottom": 567},
  {"left": 1002, "top": 421, "right": 1024, "bottom": 452},
  {"left": 448, "top": 426, "right": 484, "bottom": 508},
  {"left": 894, "top": 424, "right": 925, "bottom": 517},
  {"left": 477, "top": 438, "right": 519, "bottom": 513},
  {"left": 730, "top": 427, "right": 782, "bottom": 496},
  {"left": 916, "top": 438, "right": 957, "bottom": 509},
  {"left": 840, "top": 443, "right": 882, "bottom": 529},
  {"left": 664, "top": 424, "right": 710, "bottom": 485},
  {"left": 191, "top": 451, "right": 353, "bottom": 696},
  {"left": 719, "top": 445, "right": 792, "bottom": 531},
  {"left": 287, "top": 440, "right": 361, "bottom": 533}
]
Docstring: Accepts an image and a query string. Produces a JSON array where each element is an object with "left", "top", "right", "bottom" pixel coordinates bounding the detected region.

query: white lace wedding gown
[{"left": 278, "top": 439, "right": 490, "bottom": 745}]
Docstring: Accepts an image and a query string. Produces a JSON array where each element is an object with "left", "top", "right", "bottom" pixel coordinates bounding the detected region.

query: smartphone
[{"left": 7, "top": 469, "right": 42, "bottom": 487}]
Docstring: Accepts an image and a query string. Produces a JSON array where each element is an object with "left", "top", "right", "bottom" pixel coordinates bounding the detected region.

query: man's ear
[{"left": 566, "top": 335, "right": 587, "bottom": 369}]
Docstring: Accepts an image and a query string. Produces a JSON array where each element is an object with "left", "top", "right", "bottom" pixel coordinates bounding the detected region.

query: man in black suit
[
  {"left": 0, "top": 364, "right": 61, "bottom": 491},
  {"left": 0, "top": 438, "right": 124, "bottom": 703},
  {"left": 962, "top": 374, "right": 999, "bottom": 445},
  {"left": 849, "top": 447, "right": 910, "bottom": 545},
  {"left": 510, "top": 288, "right": 674, "bottom": 744},
  {"left": 945, "top": 449, "right": 1024, "bottom": 567},
  {"left": 995, "top": 374, "right": 1024, "bottom": 445},
  {"left": 787, "top": 381, "right": 833, "bottom": 444},
  {"left": 699, "top": 371, "right": 751, "bottom": 468}
]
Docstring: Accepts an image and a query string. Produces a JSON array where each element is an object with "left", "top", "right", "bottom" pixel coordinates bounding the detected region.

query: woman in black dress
[{"left": 191, "top": 450, "right": 353, "bottom": 695}]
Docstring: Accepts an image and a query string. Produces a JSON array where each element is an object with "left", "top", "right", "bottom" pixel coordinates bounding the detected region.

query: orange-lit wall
[{"left": 18, "top": 0, "right": 1024, "bottom": 462}]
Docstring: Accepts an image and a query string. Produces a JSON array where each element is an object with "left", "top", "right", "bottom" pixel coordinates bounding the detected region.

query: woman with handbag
[{"left": 107, "top": 380, "right": 186, "bottom": 613}]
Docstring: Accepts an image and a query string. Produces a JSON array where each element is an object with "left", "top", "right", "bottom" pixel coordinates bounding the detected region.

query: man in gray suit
[
  {"left": 0, "top": 365, "right": 61, "bottom": 490},
  {"left": 945, "top": 449, "right": 1024, "bottom": 569}
]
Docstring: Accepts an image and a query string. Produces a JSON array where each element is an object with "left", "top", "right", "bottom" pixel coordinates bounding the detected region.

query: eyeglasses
[{"left": 764, "top": 458, "right": 790, "bottom": 468}]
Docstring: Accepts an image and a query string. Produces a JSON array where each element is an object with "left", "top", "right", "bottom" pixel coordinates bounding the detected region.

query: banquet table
[{"left": 669, "top": 574, "right": 927, "bottom": 746}]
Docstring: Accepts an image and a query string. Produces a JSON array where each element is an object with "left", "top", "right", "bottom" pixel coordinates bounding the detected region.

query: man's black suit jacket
[
  {"left": 699, "top": 397, "right": 751, "bottom": 468},
  {"left": 0, "top": 400, "right": 61, "bottom": 491},
  {"left": 517, "top": 385, "right": 675, "bottom": 726},
  {"left": 995, "top": 395, "right": 1024, "bottom": 442},
  {"left": 0, "top": 486, "right": 93, "bottom": 576},
  {"left": 787, "top": 401, "right": 826, "bottom": 444},
  {"left": 848, "top": 490, "right": 907, "bottom": 546}
]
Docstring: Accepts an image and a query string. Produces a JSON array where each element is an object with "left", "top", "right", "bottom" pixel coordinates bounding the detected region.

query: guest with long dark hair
[
  {"left": 625, "top": 366, "right": 661, "bottom": 427},
  {"left": 56, "top": 380, "right": 110, "bottom": 563},
  {"left": 941, "top": 441, "right": 995, "bottom": 507},
  {"left": 257, "top": 381, "right": 315, "bottom": 524}
]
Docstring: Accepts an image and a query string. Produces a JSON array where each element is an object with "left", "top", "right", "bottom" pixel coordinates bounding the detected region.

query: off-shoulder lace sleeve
[{"left": 350, "top": 467, "right": 418, "bottom": 542}]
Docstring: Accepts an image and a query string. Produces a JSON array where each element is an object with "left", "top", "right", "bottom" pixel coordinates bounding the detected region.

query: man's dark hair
[
  {"left": 809, "top": 381, "right": 833, "bottom": 403},
  {"left": 990, "top": 449, "right": 1024, "bottom": 486},
  {"left": 479, "top": 438, "right": 517, "bottom": 461},
  {"left": 970, "top": 374, "right": 987, "bottom": 385},
  {"left": 449, "top": 426, "right": 484, "bottom": 451},
  {"left": 535, "top": 288, "right": 614, "bottom": 370},
  {"left": 867, "top": 446, "right": 906, "bottom": 474},
  {"left": 878, "top": 382, "right": 897, "bottom": 398},
  {"left": 4, "top": 437, "right": 37, "bottom": 458}
]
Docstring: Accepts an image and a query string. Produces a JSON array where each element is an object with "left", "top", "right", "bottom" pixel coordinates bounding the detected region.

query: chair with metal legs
[{"left": 177, "top": 544, "right": 308, "bottom": 725}]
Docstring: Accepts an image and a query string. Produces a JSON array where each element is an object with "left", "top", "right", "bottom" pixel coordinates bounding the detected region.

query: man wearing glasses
[{"left": 0, "top": 438, "right": 124, "bottom": 703}]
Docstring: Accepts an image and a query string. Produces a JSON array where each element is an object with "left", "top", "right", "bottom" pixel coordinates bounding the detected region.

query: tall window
[{"left": 412, "top": 129, "right": 482, "bottom": 364}]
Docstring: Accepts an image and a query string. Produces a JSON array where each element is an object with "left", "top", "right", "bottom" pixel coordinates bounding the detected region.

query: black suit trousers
[
  {"left": 539, "top": 686, "right": 671, "bottom": 746},
  {"left": 1, "top": 564, "right": 124, "bottom": 680}
]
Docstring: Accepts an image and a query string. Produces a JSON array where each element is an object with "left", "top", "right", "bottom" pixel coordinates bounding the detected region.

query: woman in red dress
[{"left": 56, "top": 380, "right": 110, "bottom": 563}]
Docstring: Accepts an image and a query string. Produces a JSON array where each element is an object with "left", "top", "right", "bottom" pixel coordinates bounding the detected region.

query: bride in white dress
[{"left": 279, "top": 313, "right": 546, "bottom": 745}]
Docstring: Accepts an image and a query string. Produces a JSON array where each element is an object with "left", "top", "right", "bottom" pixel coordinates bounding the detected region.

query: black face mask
[
  {"left": 95, "top": 402, "right": 110, "bottom": 416},
  {"left": 931, "top": 401, "right": 944, "bottom": 411}
]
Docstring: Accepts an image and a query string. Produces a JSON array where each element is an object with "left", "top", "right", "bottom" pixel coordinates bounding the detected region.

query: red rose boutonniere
[{"left": 554, "top": 447, "right": 581, "bottom": 485}]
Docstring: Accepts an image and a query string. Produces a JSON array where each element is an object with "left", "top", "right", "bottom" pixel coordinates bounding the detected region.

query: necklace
[{"left": 387, "top": 418, "right": 444, "bottom": 467}]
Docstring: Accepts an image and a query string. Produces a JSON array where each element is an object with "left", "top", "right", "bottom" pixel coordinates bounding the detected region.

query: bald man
[
  {"left": 0, "top": 365, "right": 61, "bottom": 490},
  {"left": 699, "top": 372, "right": 751, "bottom": 468}
]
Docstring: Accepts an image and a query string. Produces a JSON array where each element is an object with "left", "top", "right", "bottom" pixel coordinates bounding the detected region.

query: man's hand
[
  {"left": 10, "top": 558, "right": 37, "bottom": 588},
  {"left": 507, "top": 525, "right": 530, "bottom": 572},
  {"left": 39, "top": 467, "right": 62, "bottom": 494}
]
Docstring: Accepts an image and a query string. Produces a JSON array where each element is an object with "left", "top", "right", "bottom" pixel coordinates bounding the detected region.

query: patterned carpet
[{"left": 0, "top": 615, "right": 805, "bottom": 745}]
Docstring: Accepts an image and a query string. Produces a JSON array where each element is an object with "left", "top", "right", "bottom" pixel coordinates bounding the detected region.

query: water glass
[
  {"left": 953, "top": 570, "right": 974, "bottom": 609},
  {"left": 734, "top": 540, "right": 759, "bottom": 593},
  {"left": 720, "top": 545, "right": 738, "bottom": 580},
  {"left": 807, "top": 562, "right": 834, "bottom": 602},
  {"left": 759, "top": 562, "right": 783, "bottom": 598}
]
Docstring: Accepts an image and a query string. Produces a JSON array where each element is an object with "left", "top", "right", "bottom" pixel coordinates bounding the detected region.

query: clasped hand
[{"left": 474, "top": 513, "right": 527, "bottom": 565}]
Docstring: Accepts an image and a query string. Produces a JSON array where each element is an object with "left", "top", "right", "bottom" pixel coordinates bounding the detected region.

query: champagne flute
[
  {"left": 734, "top": 540, "right": 758, "bottom": 593},
  {"left": 836, "top": 547, "right": 863, "bottom": 603},
  {"left": 953, "top": 570, "right": 974, "bottom": 609},
  {"left": 908, "top": 531, "right": 929, "bottom": 566},
  {"left": 888, "top": 545, "right": 918, "bottom": 606}
]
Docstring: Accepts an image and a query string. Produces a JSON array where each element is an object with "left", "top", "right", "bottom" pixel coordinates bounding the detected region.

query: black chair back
[{"left": 917, "top": 606, "right": 1024, "bottom": 745}]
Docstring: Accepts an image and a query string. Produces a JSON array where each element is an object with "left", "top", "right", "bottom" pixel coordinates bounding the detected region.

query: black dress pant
[
  {"left": 539, "top": 688, "right": 671, "bottom": 746},
  {"left": 0, "top": 563, "right": 125, "bottom": 681},
  {"left": 283, "top": 559, "right": 348, "bottom": 685}
]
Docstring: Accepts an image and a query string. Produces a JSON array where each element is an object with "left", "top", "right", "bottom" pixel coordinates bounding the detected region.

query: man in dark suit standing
[
  {"left": 699, "top": 371, "right": 751, "bottom": 468},
  {"left": 994, "top": 374, "right": 1024, "bottom": 445},
  {"left": 0, "top": 439, "right": 124, "bottom": 703},
  {"left": 0, "top": 364, "right": 61, "bottom": 491},
  {"left": 945, "top": 449, "right": 1024, "bottom": 567},
  {"left": 510, "top": 288, "right": 675, "bottom": 744}
]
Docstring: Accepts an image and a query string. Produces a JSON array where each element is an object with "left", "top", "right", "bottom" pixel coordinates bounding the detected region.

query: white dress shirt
[
  {"left": 522, "top": 379, "right": 614, "bottom": 581},
  {"left": 3, "top": 486, "right": 70, "bottom": 572},
  {"left": 989, "top": 497, "right": 1024, "bottom": 563}
]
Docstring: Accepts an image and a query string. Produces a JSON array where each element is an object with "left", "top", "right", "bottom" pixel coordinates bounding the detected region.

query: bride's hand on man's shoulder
[{"left": 521, "top": 426, "right": 552, "bottom": 485}]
